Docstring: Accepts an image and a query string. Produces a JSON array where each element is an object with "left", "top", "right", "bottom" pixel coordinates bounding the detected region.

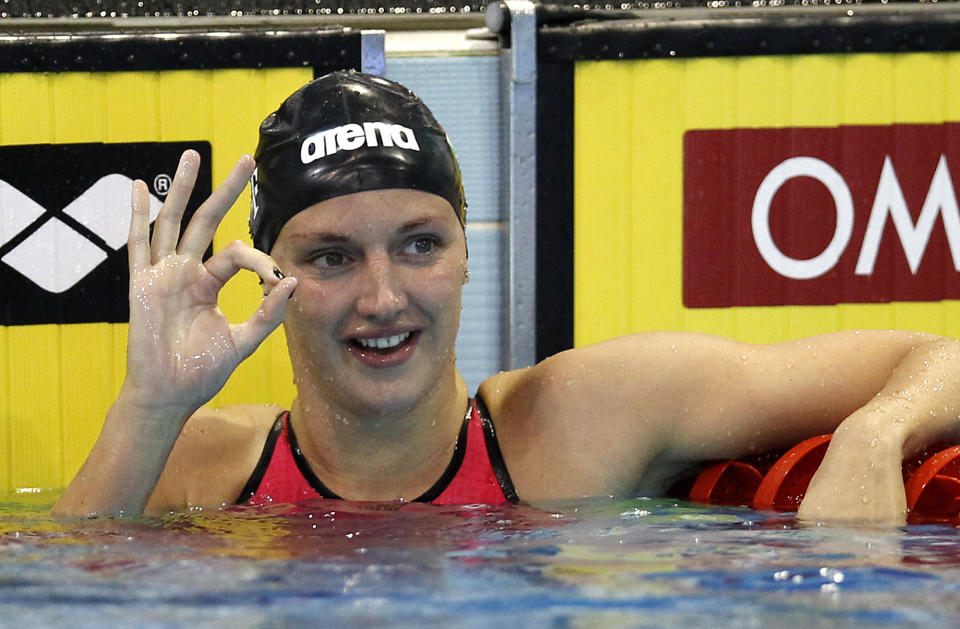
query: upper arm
[
  {"left": 659, "top": 329, "right": 939, "bottom": 460},
  {"left": 579, "top": 329, "right": 940, "bottom": 461},
  {"left": 145, "top": 404, "right": 280, "bottom": 514},
  {"left": 483, "top": 329, "right": 942, "bottom": 498}
]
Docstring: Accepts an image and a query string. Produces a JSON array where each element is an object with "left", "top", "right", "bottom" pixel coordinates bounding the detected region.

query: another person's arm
[{"left": 53, "top": 151, "right": 296, "bottom": 518}]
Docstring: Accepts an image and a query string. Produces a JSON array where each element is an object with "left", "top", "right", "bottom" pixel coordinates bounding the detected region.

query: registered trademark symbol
[{"left": 153, "top": 173, "right": 172, "bottom": 196}]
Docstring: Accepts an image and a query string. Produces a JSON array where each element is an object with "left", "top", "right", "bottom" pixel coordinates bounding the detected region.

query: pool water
[{"left": 2, "top": 491, "right": 960, "bottom": 628}]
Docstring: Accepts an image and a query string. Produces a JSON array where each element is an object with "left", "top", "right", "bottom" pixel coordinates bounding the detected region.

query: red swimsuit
[{"left": 239, "top": 398, "right": 518, "bottom": 506}]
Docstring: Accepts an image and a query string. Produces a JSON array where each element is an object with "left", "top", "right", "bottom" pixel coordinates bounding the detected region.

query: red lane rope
[{"left": 684, "top": 436, "right": 960, "bottom": 523}]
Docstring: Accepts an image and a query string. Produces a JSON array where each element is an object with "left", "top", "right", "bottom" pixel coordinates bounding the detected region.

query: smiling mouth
[{"left": 352, "top": 331, "right": 413, "bottom": 352}]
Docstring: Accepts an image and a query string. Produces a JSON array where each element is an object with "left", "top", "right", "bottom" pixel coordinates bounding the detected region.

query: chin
[
  {"left": 347, "top": 387, "right": 424, "bottom": 418},
  {"left": 354, "top": 371, "right": 451, "bottom": 417}
]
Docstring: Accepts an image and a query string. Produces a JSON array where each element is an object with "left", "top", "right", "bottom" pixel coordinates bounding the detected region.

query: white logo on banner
[
  {"left": 752, "top": 155, "right": 960, "bottom": 280},
  {"left": 0, "top": 175, "right": 163, "bottom": 293}
]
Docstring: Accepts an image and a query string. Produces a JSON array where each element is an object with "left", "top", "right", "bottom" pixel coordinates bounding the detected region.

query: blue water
[{"left": 2, "top": 491, "right": 960, "bottom": 627}]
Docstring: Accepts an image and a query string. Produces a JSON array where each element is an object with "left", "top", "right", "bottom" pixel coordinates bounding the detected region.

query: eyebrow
[
  {"left": 398, "top": 217, "right": 442, "bottom": 233},
  {"left": 287, "top": 231, "right": 350, "bottom": 244},
  {"left": 287, "top": 216, "right": 445, "bottom": 243}
]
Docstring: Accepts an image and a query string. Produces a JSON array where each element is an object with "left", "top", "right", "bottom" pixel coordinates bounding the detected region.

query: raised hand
[{"left": 123, "top": 150, "right": 297, "bottom": 420}]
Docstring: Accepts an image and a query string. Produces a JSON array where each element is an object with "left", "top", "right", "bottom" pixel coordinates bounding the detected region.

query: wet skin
[
  {"left": 51, "top": 150, "right": 960, "bottom": 523},
  {"left": 269, "top": 188, "right": 469, "bottom": 423}
]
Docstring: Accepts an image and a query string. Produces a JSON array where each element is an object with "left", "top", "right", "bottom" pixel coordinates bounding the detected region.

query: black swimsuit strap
[
  {"left": 236, "top": 412, "right": 285, "bottom": 504},
  {"left": 476, "top": 394, "right": 519, "bottom": 504},
  {"left": 285, "top": 412, "right": 341, "bottom": 499},
  {"left": 412, "top": 402, "right": 472, "bottom": 503}
]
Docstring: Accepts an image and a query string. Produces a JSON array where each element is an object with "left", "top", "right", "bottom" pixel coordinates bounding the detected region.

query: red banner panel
[{"left": 683, "top": 123, "right": 960, "bottom": 307}]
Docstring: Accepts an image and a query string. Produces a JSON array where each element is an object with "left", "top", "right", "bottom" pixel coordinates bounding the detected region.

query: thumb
[{"left": 231, "top": 277, "right": 297, "bottom": 360}]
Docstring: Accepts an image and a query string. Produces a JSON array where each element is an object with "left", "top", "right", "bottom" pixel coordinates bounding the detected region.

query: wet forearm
[
  {"left": 855, "top": 337, "right": 960, "bottom": 455},
  {"left": 798, "top": 337, "right": 960, "bottom": 523},
  {"left": 52, "top": 390, "right": 190, "bottom": 518}
]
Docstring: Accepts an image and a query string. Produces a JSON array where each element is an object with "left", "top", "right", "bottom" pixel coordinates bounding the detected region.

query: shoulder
[
  {"left": 146, "top": 404, "right": 285, "bottom": 513},
  {"left": 479, "top": 331, "right": 719, "bottom": 412},
  {"left": 477, "top": 332, "right": 709, "bottom": 499},
  {"left": 180, "top": 403, "right": 284, "bottom": 440}
]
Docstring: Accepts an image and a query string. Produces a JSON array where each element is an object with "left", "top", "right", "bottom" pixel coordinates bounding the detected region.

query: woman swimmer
[{"left": 53, "top": 71, "right": 960, "bottom": 523}]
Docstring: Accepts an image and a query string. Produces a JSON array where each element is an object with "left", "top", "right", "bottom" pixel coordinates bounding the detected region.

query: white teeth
[{"left": 357, "top": 332, "right": 410, "bottom": 350}]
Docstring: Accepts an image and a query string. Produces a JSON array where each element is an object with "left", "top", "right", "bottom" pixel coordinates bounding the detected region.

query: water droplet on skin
[{"left": 861, "top": 496, "right": 869, "bottom": 504}]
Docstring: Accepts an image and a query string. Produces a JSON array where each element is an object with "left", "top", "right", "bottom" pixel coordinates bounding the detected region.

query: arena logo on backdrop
[
  {"left": 300, "top": 122, "right": 420, "bottom": 164},
  {"left": 0, "top": 142, "right": 211, "bottom": 326},
  {"left": 683, "top": 123, "right": 960, "bottom": 308}
]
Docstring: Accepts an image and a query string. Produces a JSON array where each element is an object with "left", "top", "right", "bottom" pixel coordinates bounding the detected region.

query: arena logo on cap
[
  {"left": 300, "top": 122, "right": 420, "bottom": 165},
  {"left": 683, "top": 122, "right": 960, "bottom": 308},
  {"left": 0, "top": 141, "right": 211, "bottom": 326}
]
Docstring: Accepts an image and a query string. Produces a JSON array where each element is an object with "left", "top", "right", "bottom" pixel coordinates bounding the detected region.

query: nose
[{"left": 355, "top": 258, "right": 408, "bottom": 321}]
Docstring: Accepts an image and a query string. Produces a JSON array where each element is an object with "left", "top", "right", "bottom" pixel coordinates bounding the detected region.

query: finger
[
  {"left": 128, "top": 180, "right": 152, "bottom": 273},
  {"left": 177, "top": 154, "right": 256, "bottom": 258},
  {"left": 151, "top": 150, "right": 200, "bottom": 261},
  {"left": 231, "top": 277, "right": 298, "bottom": 360},
  {"left": 203, "top": 240, "right": 282, "bottom": 290}
]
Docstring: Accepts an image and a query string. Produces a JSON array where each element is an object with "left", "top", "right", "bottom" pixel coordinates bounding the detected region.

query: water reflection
[{"left": 1, "top": 491, "right": 960, "bottom": 627}]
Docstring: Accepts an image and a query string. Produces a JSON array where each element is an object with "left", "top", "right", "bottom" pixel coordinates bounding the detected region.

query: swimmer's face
[{"left": 270, "top": 188, "right": 468, "bottom": 415}]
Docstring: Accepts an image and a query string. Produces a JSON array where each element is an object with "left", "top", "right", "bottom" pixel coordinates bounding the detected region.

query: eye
[
  {"left": 401, "top": 236, "right": 439, "bottom": 256},
  {"left": 310, "top": 250, "right": 351, "bottom": 270}
]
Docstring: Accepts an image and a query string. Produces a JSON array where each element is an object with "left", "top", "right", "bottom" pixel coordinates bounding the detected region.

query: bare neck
[{"left": 288, "top": 372, "right": 469, "bottom": 501}]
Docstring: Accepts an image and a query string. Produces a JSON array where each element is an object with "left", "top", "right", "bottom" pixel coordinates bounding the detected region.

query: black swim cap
[{"left": 249, "top": 70, "right": 466, "bottom": 253}]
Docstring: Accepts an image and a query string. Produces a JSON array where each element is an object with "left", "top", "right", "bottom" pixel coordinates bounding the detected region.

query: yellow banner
[{"left": 0, "top": 68, "right": 311, "bottom": 490}]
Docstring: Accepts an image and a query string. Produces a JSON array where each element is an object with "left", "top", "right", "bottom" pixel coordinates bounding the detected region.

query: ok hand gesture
[{"left": 123, "top": 150, "right": 297, "bottom": 421}]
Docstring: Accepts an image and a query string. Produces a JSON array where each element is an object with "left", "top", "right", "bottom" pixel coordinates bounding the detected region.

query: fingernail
[{"left": 273, "top": 268, "right": 285, "bottom": 280}]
